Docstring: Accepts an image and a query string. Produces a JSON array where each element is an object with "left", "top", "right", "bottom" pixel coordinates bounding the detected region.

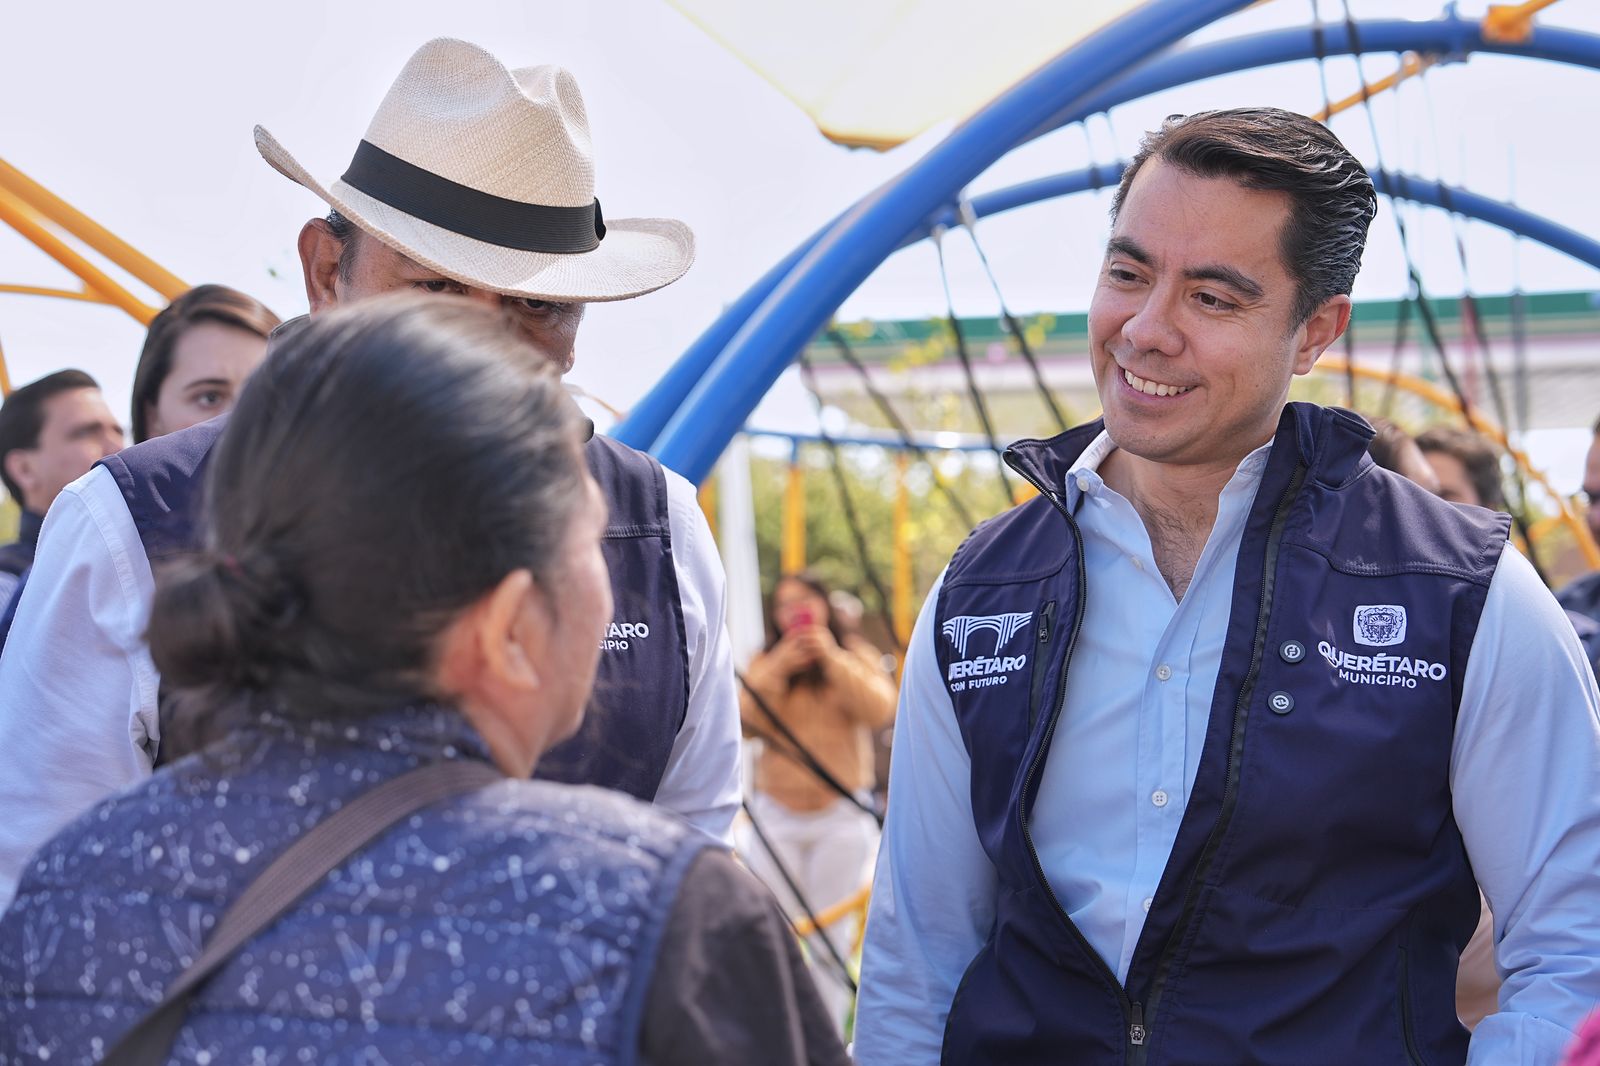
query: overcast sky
[{"left": 3, "top": 0, "right": 1599, "bottom": 473}]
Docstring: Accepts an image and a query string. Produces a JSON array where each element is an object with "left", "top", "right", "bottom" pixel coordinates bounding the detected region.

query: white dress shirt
[
  {"left": 856, "top": 431, "right": 1600, "bottom": 1066},
  {"left": 0, "top": 452, "right": 743, "bottom": 911}
]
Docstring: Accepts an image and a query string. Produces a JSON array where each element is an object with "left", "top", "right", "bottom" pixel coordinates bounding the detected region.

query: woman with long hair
[
  {"left": 0, "top": 298, "right": 846, "bottom": 1066},
  {"left": 738, "top": 569, "right": 897, "bottom": 1025}
]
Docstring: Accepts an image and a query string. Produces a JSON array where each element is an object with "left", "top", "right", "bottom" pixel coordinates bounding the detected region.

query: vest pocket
[
  {"left": 1397, "top": 945, "right": 1425, "bottom": 1065},
  {"left": 1027, "top": 600, "right": 1057, "bottom": 729}
]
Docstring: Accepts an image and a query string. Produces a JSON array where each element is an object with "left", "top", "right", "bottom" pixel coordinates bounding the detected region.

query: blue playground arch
[{"left": 615, "top": 12, "right": 1600, "bottom": 484}]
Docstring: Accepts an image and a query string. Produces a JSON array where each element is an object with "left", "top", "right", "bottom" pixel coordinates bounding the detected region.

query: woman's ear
[
  {"left": 434, "top": 569, "right": 545, "bottom": 708},
  {"left": 436, "top": 568, "right": 550, "bottom": 778},
  {"left": 473, "top": 568, "right": 543, "bottom": 697}
]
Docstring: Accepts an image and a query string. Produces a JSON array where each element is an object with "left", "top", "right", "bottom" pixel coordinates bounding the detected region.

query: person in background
[
  {"left": 0, "top": 291, "right": 277, "bottom": 646},
  {"left": 1557, "top": 416, "right": 1600, "bottom": 627},
  {"left": 0, "top": 370, "right": 123, "bottom": 602},
  {"left": 129, "top": 284, "right": 279, "bottom": 442},
  {"left": 0, "top": 298, "right": 848, "bottom": 1066},
  {"left": 738, "top": 570, "right": 897, "bottom": 1025},
  {"left": 1368, "top": 414, "right": 1502, "bottom": 1031},
  {"left": 1418, "top": 424, "right": 1506, "bottom": 510},
  {"left": 1366, "top": 416, "right": 1441, "bottom": 495}
]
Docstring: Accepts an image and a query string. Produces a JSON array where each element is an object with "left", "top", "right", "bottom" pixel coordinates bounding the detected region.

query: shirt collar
[{"left": 1062, "top": 430, "right": 1273, "bottom": 508}]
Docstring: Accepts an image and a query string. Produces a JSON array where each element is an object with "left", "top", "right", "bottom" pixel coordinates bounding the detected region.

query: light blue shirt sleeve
[
  {"left": 1458, "top": 544, "right": 1600, "bottom": 1065},
  {"left": 855, "top": 571, "right": 997, "bottom": 1066}
]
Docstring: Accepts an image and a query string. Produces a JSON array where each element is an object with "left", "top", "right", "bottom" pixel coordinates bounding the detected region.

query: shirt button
[
  {"left": 1155, "top": 664, "right": 1172, "bottom": 682},
  {"left": 1280, "top": 640, "right": 1306, "bottom": 664},
  {"left": 1075, "top": 474, "right": 1093, "bottom": 493},
  {"left": 1131, "top": 556, "right": 1145, "bottom": 571},
  {"left": 1268, "top": 690, "right": 1295, "bottom": 715},
  {"left": 1151, "top": 789, "right": 1169, "bottom": 808},
  {"left": 1143, "top": 897, "right": 1154, "bottom": 913}
]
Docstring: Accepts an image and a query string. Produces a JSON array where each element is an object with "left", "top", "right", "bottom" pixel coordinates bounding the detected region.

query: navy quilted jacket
[{"left": 0, "top": 704, "right": 708, "bottom": 1065}]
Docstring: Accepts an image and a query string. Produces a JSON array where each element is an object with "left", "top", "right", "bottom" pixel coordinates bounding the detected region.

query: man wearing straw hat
[{"left": 0, "top": 39, "right": 740, "bottom": 910}]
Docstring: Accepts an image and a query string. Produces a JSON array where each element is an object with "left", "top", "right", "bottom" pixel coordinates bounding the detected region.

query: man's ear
[
  {"left": 298, "top": 218, "right": 347, "bottom": 314},
  {"left": 1293, "top": 294, "right": 1352, "bottom": 376},
  {"left": 4, "top": 449, "right": 38, "bottom": 508}
]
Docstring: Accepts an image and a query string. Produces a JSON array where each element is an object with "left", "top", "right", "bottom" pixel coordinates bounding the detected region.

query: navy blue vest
[
  {"left": 0, "top": 509, "right": 42, "bottom": 579},
  {"left": 0, "top": 510, "right": 44, "bottom": 648},
  {"left": 98, "top": 418, "right": 688, "bottom": 800},
  {"left": 934, "top": 403, "right": 1508, "bottom": 1066}
]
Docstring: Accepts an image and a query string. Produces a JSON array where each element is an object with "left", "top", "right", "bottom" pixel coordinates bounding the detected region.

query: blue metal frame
[
  {"left": 906, "top": 164, "right": 1600, "bottom": 271},
  {"left": 744, "top": 427, "right": 995, "bottom": 454},
  {"left": 616, "top": 18, "right": 1600, "bottom": 455},
  {"left": 626, "top": 14, "right": 1600, "bottom": 481},
  {"left": 1047, "top": 18, "right": 1600, "bottom": 143},
  {"left": 641, "top": 0, "right": 1258, "bottom": 481}
]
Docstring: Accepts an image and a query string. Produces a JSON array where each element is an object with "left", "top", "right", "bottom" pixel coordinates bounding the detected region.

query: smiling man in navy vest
[
  {"left": 855, "top": 109, "right": 1600, "bottom": 1065},
  {"left": 0, "top": 39, "right": 741, "bottom": 910}
]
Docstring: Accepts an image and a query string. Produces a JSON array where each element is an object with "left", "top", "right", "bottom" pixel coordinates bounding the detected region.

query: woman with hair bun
[{"left": 0, "top": 297, "right": 847, "bottom": 1066}]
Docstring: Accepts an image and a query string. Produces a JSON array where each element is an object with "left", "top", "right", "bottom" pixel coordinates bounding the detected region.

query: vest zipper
[
  {"left": 1128, "top": 460, "right": 1309, "bottom": 1066},
  {"left": 1397, "top": 946, "right": 1424, "bottom": 1065},
  {"left": 1004, "top": 454, "right": 1140, "bottom": 1060},
  {"left": 1028, "top": 600, "right": 1058, "bottom": 729},
  {"left": 1129, "top": 1002, "right": 1147, "bottom": 1047}
]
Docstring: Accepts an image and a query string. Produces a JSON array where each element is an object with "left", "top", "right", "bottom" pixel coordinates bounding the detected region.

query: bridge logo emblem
[{"left": 942, "top": 612, "right": 1033, "bottom": 657}]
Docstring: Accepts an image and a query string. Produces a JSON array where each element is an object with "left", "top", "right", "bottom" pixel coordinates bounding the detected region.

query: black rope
[
  {"left": 825, "top": 328, "right": 977, "bottom": 530},
  {"left": 1311, "top": 0, "right": 1360, "bottom": 411},
  {"left": 1336, "top": 9, "right": 1475, "bottom": 423},
  {"left": 1309, "top": 0, "right": 1335, "bottom": 118},
  {"left": 740, "top": 797, "right": 859, "bottom": 994},
  {"left": 1339, "top": 6, "right": 1551, "bottom": 585},
  {"left": 1504, "top": 286, "right": 1529, "bottom": 435},
  {"left": 739, "top": 671, "right": 883, "bottom": 827},
  {"left": 1338, "top": 5, "right": 1478, "bottom": 418},
  {"left": 932, "top": 228, "right": 1015, "bottom": 510},
  {"left": 1380, "top": 292, "right": 1413, "bottom": 419},
  {"left": 1416, "top": 69, "right": 1548, "bottom": 580},
  {"left": 798, "top": 352, "right": 906, "bottom": 654},
  {"left": 1417, "top": 69, "right": 1516, "bottom": 435},
  {"left": 1342, "top": 309, "right": 1358, "bottom": 409},
  {"left": 1509, "top": 261, "right": 1531, "bottom": 435},
  {"left": 958, "top": 201, "right": 1069, "bottom": 433}
]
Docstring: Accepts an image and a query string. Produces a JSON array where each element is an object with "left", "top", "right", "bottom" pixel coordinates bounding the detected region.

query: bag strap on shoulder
[{"left": 102, "top": 758, "right": 503, "bottom": 1064}]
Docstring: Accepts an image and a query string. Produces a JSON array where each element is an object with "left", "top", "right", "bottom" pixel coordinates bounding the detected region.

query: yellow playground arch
[{"left": 0, "top": 157, "right": 189, "bottom": 393}]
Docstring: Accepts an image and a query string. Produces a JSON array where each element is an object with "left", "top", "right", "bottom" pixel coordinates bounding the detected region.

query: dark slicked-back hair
[
  {"left": 0, "top": 369, "right": 100, "bottom": 504},
  {"left": 1111, "top": 108, "right": 1378, "bottom": 326}
]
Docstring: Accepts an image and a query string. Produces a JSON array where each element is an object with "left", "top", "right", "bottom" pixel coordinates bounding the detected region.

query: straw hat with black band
[{"left": 256, "top": 37, "right": 694, "bottom": 303}]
